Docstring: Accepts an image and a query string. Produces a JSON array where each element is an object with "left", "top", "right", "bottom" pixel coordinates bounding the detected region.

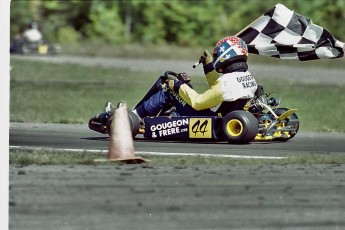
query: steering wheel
[
  {"left": 163, "top": 71, "right": 178, "bottom": 80},
  {"left": 162, "top": 71, "right": 193, "bottom": 88}
]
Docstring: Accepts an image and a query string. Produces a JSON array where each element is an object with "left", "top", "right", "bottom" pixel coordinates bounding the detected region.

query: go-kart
[
  {"left": 10, "top": 39, "right": 61, "bottom": 55},
  {"left": 89, "top": 71, "right": 299, "bottom": 144}
]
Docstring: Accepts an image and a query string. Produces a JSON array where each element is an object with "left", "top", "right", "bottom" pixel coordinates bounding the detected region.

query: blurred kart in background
[{"left": 10, "top": 39, "right": 62, "bottom": 55}]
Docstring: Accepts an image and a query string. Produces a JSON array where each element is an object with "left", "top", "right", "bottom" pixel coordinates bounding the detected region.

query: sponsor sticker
[
  {"left": 189, "top": 118, "right": 212, "bottom": 138},
  {"left": 149, "top": 118, "right": 188, "bottom": 138}
]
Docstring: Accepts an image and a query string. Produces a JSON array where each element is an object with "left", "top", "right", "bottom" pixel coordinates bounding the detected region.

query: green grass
[
  {"left": 258, "top": 82, "right": 345, "bottom": 132},
  {"left": 9, "top": 149, "right": 345, "bottom": 166},
  {"left": 61, "top": 43, "right": 208, "bottom": 61},
  {"left": 62, "top": 43, "right": 345, "bottom": 70},
  {"left": 10, "top": 60, "right": 157, "bottom": 123},
  {"left": 10, "top": 58, "right": 345, "bottom": 132}
]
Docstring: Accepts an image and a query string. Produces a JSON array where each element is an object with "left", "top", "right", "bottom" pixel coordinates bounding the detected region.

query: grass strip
[{"left": 9, "top": 149, "right": 345, "bottom": 166}]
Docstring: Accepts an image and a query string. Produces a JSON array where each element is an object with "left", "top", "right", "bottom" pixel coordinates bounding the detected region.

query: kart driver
[
  {"left": 23, "top": 21, "right": 43, "bottom": 43},
  {"left": 128, "top": 36, "right": 258, "bottom": 120}
]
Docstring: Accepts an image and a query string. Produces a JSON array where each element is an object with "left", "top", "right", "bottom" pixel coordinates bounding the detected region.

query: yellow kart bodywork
[{"left": 254, "top": 108, "right": 298, "bottom": 141}]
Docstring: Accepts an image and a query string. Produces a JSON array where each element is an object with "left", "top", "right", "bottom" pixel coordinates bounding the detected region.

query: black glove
[
  {"left": 199, "top": 49, "right": 213, "bottom": 65},
  {"left": 177, "top": 72, "right": 191, "bottom": 83}
]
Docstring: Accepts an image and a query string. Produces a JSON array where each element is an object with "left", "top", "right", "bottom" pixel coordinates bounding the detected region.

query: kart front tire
[
  {"left": 222, "top": 110, "right": 258, "bottom": 144},
  {"left": 107, "top": 109, "right": 140, "bottom": 137},
  {"left": 128, "top": 109, "right": 141, "bottom": 137},
  {"left": 21, "top": 44, "right": 30, "bottom": 55}
]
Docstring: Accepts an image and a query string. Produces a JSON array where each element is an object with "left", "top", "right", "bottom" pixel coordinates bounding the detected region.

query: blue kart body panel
[{"left": 143, "top": 116, "right": 222, "bottom": 140}]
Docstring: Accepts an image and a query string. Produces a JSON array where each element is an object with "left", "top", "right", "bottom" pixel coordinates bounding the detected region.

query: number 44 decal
[{"left": 189, "top": 118, "right": 212, "bottom": 138}]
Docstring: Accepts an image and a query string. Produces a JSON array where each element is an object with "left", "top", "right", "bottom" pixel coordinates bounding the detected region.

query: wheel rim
[{"left": 226, "top": 119, "right": 243, "bottom": 137}]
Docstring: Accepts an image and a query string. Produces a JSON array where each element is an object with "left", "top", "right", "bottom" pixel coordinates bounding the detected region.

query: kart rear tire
[
  {"left": 107, "top": 109, "right": 140, "bottom": 137},
  {"left": 222, "top": 110, "right": 258, "bottom": 144}
]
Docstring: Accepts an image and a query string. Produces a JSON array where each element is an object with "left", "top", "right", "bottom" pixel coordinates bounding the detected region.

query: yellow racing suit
[{"left": 176, "top": 69, "right": 257, "bottom": 112}]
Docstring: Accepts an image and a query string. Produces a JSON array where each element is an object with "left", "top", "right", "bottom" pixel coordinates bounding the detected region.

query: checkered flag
[{"left": 236, "top": 3, "right": 344, "bottom": 61}]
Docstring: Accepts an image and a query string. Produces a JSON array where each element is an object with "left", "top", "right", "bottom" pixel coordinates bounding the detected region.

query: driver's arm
[
  {"left": 173, "top": 79, "right": 224, "bottom": 111},
  {"left": 200, "top": 49, "right": 218, "bottom": 88},
  {"left": 204, "top": 65, "right": 218, "bottom": 88},
  {"left": 168, "top": 49, "right": 223, "bottom": 111}
]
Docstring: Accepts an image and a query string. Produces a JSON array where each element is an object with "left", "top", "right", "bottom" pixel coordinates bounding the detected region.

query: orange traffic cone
[{"left": 107, "top": 101, "right": 148, "bottom": 164}]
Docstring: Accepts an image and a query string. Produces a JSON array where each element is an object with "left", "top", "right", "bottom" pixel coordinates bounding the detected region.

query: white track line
[
  {"left": 9, "top": 145, "right": 286, "bottom": 160},
  {"left": 136, "top": 151, "right": 286, "bottom": 159}
]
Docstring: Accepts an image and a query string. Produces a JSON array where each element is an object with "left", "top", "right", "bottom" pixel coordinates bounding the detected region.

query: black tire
[
  {"left": 107, "top": 109, "right": 140, "bottom": 137},
  {"left": 222, "top": 110, "right": 258, "bottom": 144},
  {"left": 21, "top": 43, "right": 30, "bottom": 55},
  {"left": 128, "top": 109, "right": 141, "bottom": 137},
  {"left": 271, "top": 108, "right": 299, "bottom": 141}
]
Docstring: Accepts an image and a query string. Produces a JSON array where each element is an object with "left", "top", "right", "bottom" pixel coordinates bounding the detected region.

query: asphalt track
[
  {"left": 9, "top": 122, "right": 345, "bottom": 157},
  {"left": 9, "top": 123, "right": 345, "bottom": 230}
]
